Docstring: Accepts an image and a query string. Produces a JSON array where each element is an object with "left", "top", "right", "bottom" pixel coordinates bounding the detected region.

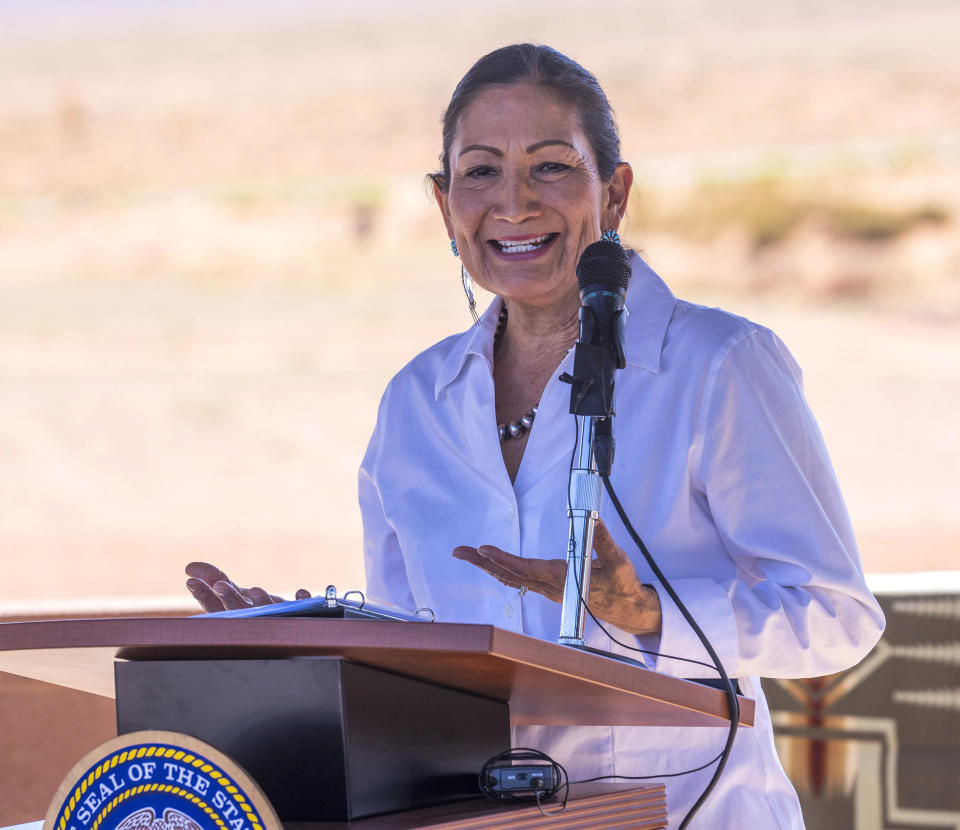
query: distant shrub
[
  {"left": 825, "top": 202, "right": 948, "bottom": 242},
  {"left": 628, "top": 176, "right": 950, "bottom": 249}
]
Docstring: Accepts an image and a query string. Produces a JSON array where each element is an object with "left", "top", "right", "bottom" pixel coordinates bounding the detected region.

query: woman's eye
[
  {"left": 537, "top": 162, "right": 570, "bottom": 175},
  {"left": 464, "top": 166, "right": 496, "bottom": 179}
]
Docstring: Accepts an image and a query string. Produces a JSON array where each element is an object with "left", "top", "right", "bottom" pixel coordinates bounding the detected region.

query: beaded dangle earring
[{"left": 451, "top": 237, "right": 479, "bottom": 324}]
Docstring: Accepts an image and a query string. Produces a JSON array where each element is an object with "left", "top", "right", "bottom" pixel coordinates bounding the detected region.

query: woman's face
[{"left": 435, "top": 83, "right": 632, "bottom": 311}]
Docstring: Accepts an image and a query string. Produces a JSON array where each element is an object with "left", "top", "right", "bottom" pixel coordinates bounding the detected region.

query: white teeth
[{"left": 497, "top": 234, "right": 551, "bottom": 253}]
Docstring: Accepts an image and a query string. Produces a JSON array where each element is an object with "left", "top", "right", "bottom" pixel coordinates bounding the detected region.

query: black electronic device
[
  {"left": 483, "top": 762, "right": 561, "bottom": 797},
  {"left": 478, "top": 748, "right": 567, "bottom": 805}
]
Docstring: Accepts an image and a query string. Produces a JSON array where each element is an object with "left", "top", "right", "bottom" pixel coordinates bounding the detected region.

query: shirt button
[
  {"left": 507, "top": 505, "right": 516, "bottom": 518},
  {"left": 505, "top": 605, "right": 515, "bottom": 620}
]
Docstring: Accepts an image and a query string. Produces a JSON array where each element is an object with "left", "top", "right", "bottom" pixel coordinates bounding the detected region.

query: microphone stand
[
  {"left": 557, "top": 414, "right": 609, "bottom": 646},
  {"left": 558, "top": 406, "right": 642, "bottom": 666}
]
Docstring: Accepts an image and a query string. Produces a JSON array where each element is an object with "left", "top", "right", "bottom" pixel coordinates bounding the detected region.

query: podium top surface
[{"left": 0, "top": 616, "right": 752, "bottom": 728}]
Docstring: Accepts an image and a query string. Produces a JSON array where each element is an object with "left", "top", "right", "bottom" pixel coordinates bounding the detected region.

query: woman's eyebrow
[
  {"left": 460, "top": 144, "right": 502, "bottom": 157},
  {"left": 526, "top": 139, "right": 576, "bottom": 153},
  {"left": 459, "top": 139, "right": 577, "bottom": 157}
]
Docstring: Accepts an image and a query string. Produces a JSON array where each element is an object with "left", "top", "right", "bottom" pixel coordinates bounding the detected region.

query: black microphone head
[{"left": 576, "top": 239, "right": 631, "bottom": 293}]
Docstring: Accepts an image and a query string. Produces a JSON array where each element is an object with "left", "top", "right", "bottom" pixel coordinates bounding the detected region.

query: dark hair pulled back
[{"left": 431, "top": 44, "right": 621, "bottom": 191}]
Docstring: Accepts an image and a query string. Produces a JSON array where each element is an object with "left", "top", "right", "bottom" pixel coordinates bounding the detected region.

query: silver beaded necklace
[{"left": 493, "top": 305, "right": 538, "bottom": 442}]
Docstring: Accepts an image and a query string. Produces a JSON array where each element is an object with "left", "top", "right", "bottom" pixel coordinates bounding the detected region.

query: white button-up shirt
[{"left": 359, "top": 253, "right": 884, "bottom": 829}]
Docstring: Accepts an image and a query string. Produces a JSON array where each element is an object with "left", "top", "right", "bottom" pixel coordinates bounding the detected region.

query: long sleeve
[
  {"left": 359, "top": 384, "right": 417, "bottom": 612},
  {"left": 649, "top": 327, "right": 884, "bottom": 679}
]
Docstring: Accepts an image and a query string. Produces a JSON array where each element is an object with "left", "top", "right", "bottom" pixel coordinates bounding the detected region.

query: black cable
[
  {"left": 566, "top": 550, "right": 735, "bottom": 796},
  {"left": 562, "top": 403, "right": 740, "bottom": 828},
  {"left": 602, "top": 474, "right": 740, "bottom": 830},
  {"left": 573, "top": 749, "right": 725, "bottom": 783},
  {"left": 534, "top": 788, "right": 567, "bottom": 817},
  {"left": 564, "top": 413, "right": 719, "bottom": 673},
  {"left": 578, "top": 580, "right": 717, "bottom": 672}
]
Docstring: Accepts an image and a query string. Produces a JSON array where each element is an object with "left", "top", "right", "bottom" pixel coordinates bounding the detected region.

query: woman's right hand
[{"left": 185, "top": 562, "right": 312, "bottom": 612}]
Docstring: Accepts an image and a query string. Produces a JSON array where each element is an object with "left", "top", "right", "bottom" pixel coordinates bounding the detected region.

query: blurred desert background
[{"left": 1, "top": 0, "right": 958, "bottom": 611}]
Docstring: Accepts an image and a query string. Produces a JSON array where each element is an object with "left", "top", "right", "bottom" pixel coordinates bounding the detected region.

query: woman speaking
[{"left": 188, "top": 44, "right": 885, "bottom": 829}]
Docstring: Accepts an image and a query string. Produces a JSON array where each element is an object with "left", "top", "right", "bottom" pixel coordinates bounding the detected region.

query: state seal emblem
[{"left": 43, "top": 731, "right": 280, "bottom": 830}]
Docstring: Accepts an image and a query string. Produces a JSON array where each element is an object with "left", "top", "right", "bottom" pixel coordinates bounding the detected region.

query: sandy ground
[{"left": 0, "top": 0, "right": 958, "bottom": 608}]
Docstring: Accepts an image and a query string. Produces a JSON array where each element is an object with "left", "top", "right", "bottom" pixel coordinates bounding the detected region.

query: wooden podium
[{"left": 0, "top": 618, "right": 753, "bottom": 828}]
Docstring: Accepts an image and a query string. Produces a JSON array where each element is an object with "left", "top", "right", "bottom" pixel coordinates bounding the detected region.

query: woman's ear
[
  {"left": 602, "top": 162, "right": 633, "bottom": 231},
  {"left": 432, "top": 179, "right": 456, "bottom": 240}
]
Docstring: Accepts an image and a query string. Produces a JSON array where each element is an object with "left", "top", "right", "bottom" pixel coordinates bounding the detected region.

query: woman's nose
[{"left": 493, "top": 171, "right": 541, "bottom": 223}]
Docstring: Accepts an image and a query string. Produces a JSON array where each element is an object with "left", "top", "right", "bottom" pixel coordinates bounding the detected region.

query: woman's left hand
[{"left": 452, "top": 519, "right": 662, "bottom": 636}]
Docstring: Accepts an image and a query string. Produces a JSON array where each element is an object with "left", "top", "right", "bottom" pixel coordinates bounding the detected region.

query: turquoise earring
[
  {"left": 602, "top": 228, "right": 622, "bottom": 245},
  {"left": 450, "top": 238, "right": 459, "bottom": 257}
]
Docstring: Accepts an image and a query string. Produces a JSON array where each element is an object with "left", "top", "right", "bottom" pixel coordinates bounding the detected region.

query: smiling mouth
[{"left": 490, "top": 233, "right": 558, "bottom": 254}]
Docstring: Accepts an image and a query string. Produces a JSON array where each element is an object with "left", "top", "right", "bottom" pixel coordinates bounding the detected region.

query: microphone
[
  {"left": 558, "top": 239, "right": 631, "bottom": 648},
  {"left": 568, "top": 240, "right": 631, "bottom": 418}
]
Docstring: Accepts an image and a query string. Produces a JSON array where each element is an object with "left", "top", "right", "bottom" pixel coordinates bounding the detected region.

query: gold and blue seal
[{"left": 44, "top": 731, "right": 280, "bottom": 830}]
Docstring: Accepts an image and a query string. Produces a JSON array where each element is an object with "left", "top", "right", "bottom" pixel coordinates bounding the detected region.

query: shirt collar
[
  {"left": 433, "top": 252, "right": 676, "bottom": 398},
  {"left": 621, "top": 251, "right": 677, "bottom": 374},
  {"left": 434, "top": 296, "right": 502, "bottom": 399}
]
